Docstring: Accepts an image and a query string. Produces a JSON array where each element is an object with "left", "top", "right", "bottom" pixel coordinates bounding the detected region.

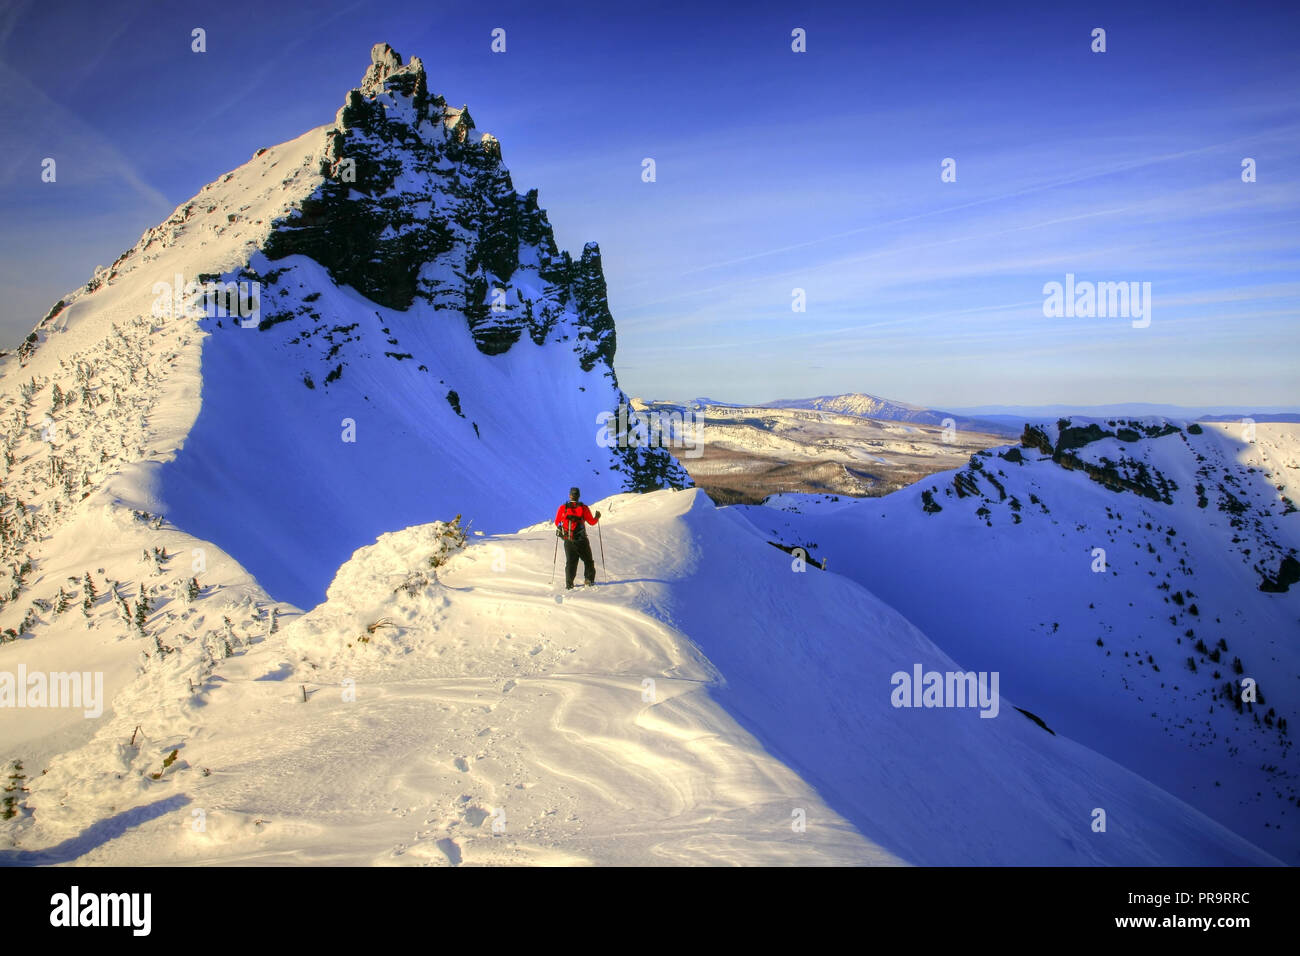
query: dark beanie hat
[{"left": 569, "top": 487, "right": 580, "bottom": 499}]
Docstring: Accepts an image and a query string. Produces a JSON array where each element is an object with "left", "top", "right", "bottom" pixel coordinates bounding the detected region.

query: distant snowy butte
[{"left": 764, "top": 391, "right": 1011, "bottom": 432}]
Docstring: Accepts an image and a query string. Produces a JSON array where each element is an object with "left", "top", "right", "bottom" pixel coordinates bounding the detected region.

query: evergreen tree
[{"left": 134, "top": 583, "right": 151, "bottom": 631}]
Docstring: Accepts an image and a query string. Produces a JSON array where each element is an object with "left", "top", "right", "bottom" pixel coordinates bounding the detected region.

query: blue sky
[{"left": 1, "top": 0, "right": 1297, "bottom": 407}]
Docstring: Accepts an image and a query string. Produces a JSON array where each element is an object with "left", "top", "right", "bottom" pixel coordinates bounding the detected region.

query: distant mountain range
[{"left": 658, "top": 394, "right": 1300, "bottom": 434}]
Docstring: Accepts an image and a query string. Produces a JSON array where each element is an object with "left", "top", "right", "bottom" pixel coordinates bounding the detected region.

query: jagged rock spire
[
  {"left": 263, "top": 43, "right": 623, "bottom": 374},
  {"left": 360, "top": 43, "right": 424, "bottom": 96}
]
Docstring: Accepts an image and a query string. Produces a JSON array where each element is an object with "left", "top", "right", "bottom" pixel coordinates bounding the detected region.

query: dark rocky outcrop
[
  {"left": 262, "top": 43, "right": 618, "bottom": 372},
  {"left": 1020, "top": 419, "right": 1177, "bottom": 504},
  {"left": 1259, "top": 554, "right": 1300, "bottom": 593}
]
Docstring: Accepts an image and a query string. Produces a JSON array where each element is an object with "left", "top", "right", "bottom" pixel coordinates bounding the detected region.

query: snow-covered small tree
[
  {"left": 111, "top": 583, "right": 132, "bottom": 627},
  {"left": 134, "top": 583, "right": 151, "bottom": 631}
]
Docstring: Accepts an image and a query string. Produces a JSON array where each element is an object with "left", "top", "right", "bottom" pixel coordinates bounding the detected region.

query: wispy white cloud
[{"left": 0, "top": 60, "right": 173, "bottom": 212}]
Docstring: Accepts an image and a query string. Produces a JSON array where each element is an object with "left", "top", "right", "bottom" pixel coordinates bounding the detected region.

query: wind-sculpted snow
[
  {"left": 3, "top": 489, "right": 1276, "bottom": 865},
  {"left": 3, "top": 494, "right": 899, "bottom": 865}
]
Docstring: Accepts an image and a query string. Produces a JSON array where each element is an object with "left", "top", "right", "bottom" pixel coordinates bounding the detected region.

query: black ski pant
[{"left": 563, "top": 535, "right": 595, "bottom": 588}]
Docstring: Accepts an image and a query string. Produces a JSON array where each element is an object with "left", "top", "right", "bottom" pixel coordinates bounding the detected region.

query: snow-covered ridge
[
  {"left": 742, "top": 420, "right": 1300, "bottom": 862},
  {"left": 0, "top": 131, "right": 326, "bottom": 771},
  {"left": 4, "top": 489, "right": 1278, "bottom": 865}
]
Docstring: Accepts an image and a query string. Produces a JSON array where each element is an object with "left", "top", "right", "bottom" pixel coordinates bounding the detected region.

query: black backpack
[{"left": 557, "top": 501, "right": 587, "bottom": 540}]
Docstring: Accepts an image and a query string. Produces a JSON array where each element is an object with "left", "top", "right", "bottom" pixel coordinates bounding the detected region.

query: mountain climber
[{"left": 555, "top": 487, "right": 601, "bottom": 589}]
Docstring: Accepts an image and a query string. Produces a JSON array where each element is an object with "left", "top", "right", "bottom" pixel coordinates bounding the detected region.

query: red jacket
[{"left": 555, "top": 501, "right": 598, "bottom": 539}]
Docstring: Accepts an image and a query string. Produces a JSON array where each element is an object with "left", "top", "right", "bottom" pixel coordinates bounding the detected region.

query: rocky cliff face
[{"left": 262, "top": 43, "right": 617, "bottom": 373}]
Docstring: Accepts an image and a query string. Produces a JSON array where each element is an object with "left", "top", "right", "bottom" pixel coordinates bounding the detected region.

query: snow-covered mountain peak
[
  {"left": 0, "top": 43, "right": 688, "bottom": 615},
  {"left": 350, "top": 42, "right": 466, "bottom": 145},
  {"left": 260, "top": 42, "right": 618, "bottom": 372}
]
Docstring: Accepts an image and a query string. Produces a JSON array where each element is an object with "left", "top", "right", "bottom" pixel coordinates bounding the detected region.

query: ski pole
[
  {"left": 550, "top": 533, "right": 558, "bottom": 584},
  {"left": 597, "top": 520, "right": 606, "bottom": 582}
]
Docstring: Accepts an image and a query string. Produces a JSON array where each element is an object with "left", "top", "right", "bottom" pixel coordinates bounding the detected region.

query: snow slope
[
  {"left": 4, "top": 42, "right": 687, "bottom": 614},
  {"left": 740, "top": 420, "right": 1300, "bottom": 863},
  {"left": 2, "top": 490, "right": 1276, "bottom": 865},
  {"left": 154, "top": 251, "right": 644, "bottom": 609},
  {"left": 0, "top": 140, "right": 314, "bottom": 779}
]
